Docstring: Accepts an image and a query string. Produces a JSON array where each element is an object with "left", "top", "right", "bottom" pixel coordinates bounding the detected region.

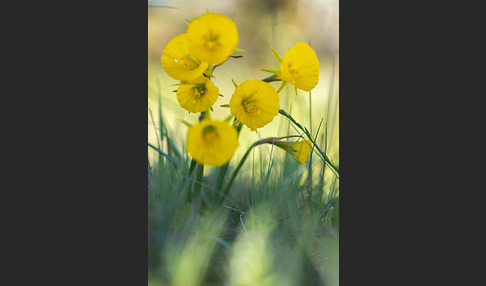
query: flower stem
[
  {"left": 194, "top": 163, "right": 204, "bottom": 194},
  {"left": 219, "top": 142, "right": 257, "bottom": 204},
  {"left": 148, "top": 142, "right": 178, "bottom": 168},
  {"left": 261, "top": 73, "right": 281, "bottom": 83},
  {"left": 218, "top": 135, "right": 304, "bottom": 204},
  {"left": 278, "top": 109, "right": 339, "bottom": 179},
  {"left": 215, "top": 162, "right": 229, "bottom": 191},
  {"left": 308, "top": 90, "right": 313, "bottom": 199}
]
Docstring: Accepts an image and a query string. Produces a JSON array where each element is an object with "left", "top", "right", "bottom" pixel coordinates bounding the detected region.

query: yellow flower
[
  {"left": 229, "top": 80, "right": 280, "bottom": 131},
  {"left": 186, "top": 12, "right": 239, "bottom": 65},
  {"left": 177, "top": 79, "right": 219, "bottom": 113},
  {"left": 289, "top": 140, "right": 312, "bottom": 164},
  {"left": 276, "top": 140, "right": 312, "bottom": 164},
  {"left": 279, "top": 42, "right": 319, "bottom": 91},
  {"left": 161, "top": 33, "right": 209, "bottom": 83},
  {"left": 186, "top": 119, "right": 239, "bottom": 166}
]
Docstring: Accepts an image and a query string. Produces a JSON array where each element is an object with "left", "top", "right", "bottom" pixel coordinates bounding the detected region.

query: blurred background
[{"left": 148, "top": 0, "right": 339, "bottom": 178}]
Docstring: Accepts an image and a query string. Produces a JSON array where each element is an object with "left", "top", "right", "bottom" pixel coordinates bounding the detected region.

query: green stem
[
  {"left": 194, "top": 163, "right": 204, "bottom": 194},
  {"left": 261, "top": 74, "right": 281, "bottom": 83},
  {"left": 278, "top": 109, "right": 339, "bottom": 179},
  {"left": 183, "top": 159, "right": 197, "bottom": 202},
  {"left": 215, "top": 163, "right": 229, "bottom": 191},
  {"left": 219, "top": 135, "right": 301, "bottom": 204},
  {"left": 308, "top": 90, "right": 313, "bottom": 199},
  {"left": 189, "top": 159, "right": 197, "bottom": 176},
  {"left": 220, "top": 143, "right": 257, "bottom": 203},
  {"left": 148, "top": 142, "right": 178, "bottom": 168}
]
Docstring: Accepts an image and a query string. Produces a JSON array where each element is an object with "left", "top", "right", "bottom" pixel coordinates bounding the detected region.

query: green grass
[{"left": 148, "top": 89, "right": 339, "bottom": 285}]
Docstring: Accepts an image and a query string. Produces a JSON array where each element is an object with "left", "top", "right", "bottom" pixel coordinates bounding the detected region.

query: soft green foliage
[{"left": 148, "top": 95, "right": 339, "bottom": 285}]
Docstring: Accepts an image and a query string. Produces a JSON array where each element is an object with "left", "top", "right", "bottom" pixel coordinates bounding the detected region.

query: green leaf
[
  {"left": 223, "top": 114, "right": 234, "bottom": 122},
  {"left": 261, "top": 68, "right": 281, "bottom": 74},
  {"left": 271, "top": 47, "right": 283, "bottom": 64},
  {"left": 148, "top": 142, "right": 178, "bottom": 168},
  {"left": 231, "top": 119, "right": 241, "bottom": 127},
  {"left": 276, "top": 81, "right": 287, "bottom": 93},
  {"left": 204, "top": 70, "right": 215, "bottom": 78},
  {"left": 231, "top": 79, "right": 238, "bottom": 88}
]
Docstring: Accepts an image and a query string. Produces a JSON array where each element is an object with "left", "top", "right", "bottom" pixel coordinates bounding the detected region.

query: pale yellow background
[{"left": 148, "top": 0, "right": 339, "bottom": 179}]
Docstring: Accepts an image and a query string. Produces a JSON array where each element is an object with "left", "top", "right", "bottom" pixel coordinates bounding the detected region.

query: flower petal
[
  {"left": 161, "top": 33, "right": 209, "bottom": 82},
  {"left": 176, "top": 80, "right": 219, "bottom": 113},
  {"left": 187, "top": 120, "right": 239, "bottom": 166},
  {"left": 186, "top": 12, "right": 239, "bottom": 65},
  {"left": 280, "top": 42, "right": 319, "bottom": 91},
  {"left": 229, "top": 80, "right": 280, "bottom": 131}
]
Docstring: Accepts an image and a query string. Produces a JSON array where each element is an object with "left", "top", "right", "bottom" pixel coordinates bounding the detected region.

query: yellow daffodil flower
[
  {"left": 186, "top": 119, "right": 239, "bottom": 166},
  {"left": 289, "top": 140, "right": 312, "bottom": 164},
  {"left": 186, "top": 12, "right": 239, "bottom": 65},
  {"left": 229, "top": 80, "right": 280, "bottom": 131},
  {"left": 161, "top": 33, "right": 209, "bottom": 83},
  {"left": 275, "top": 140, "right": 312, "bottom": 164},
  {"left": 176, "top": 79, "right": 219, "bottom": 113},
  {"left": 279, "top": 42, "right": 319, "bottom": 91}
]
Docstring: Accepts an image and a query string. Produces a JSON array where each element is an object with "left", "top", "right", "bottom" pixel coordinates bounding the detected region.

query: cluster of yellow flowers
[{"left": 161, "top": 11, "right": 319, "bottom": 167}]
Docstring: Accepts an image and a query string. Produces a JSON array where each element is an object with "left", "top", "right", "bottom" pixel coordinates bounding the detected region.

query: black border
[
  {"left": 6, "top": 0, "right": 482, "bottom": 284},
  {"left": 8, "top": 1, "right": 148, "bottom": 283},
  {"left": 340, "top": 1, "right": 484, "bottom": 284}
]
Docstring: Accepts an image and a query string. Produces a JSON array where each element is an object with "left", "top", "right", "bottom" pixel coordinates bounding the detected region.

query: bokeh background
[
  {"left": 148, "top": 0, "right": 339, "bottom": 179},
  {"left": 149, "top": 1, "right": 339, "bottom": 285}
]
